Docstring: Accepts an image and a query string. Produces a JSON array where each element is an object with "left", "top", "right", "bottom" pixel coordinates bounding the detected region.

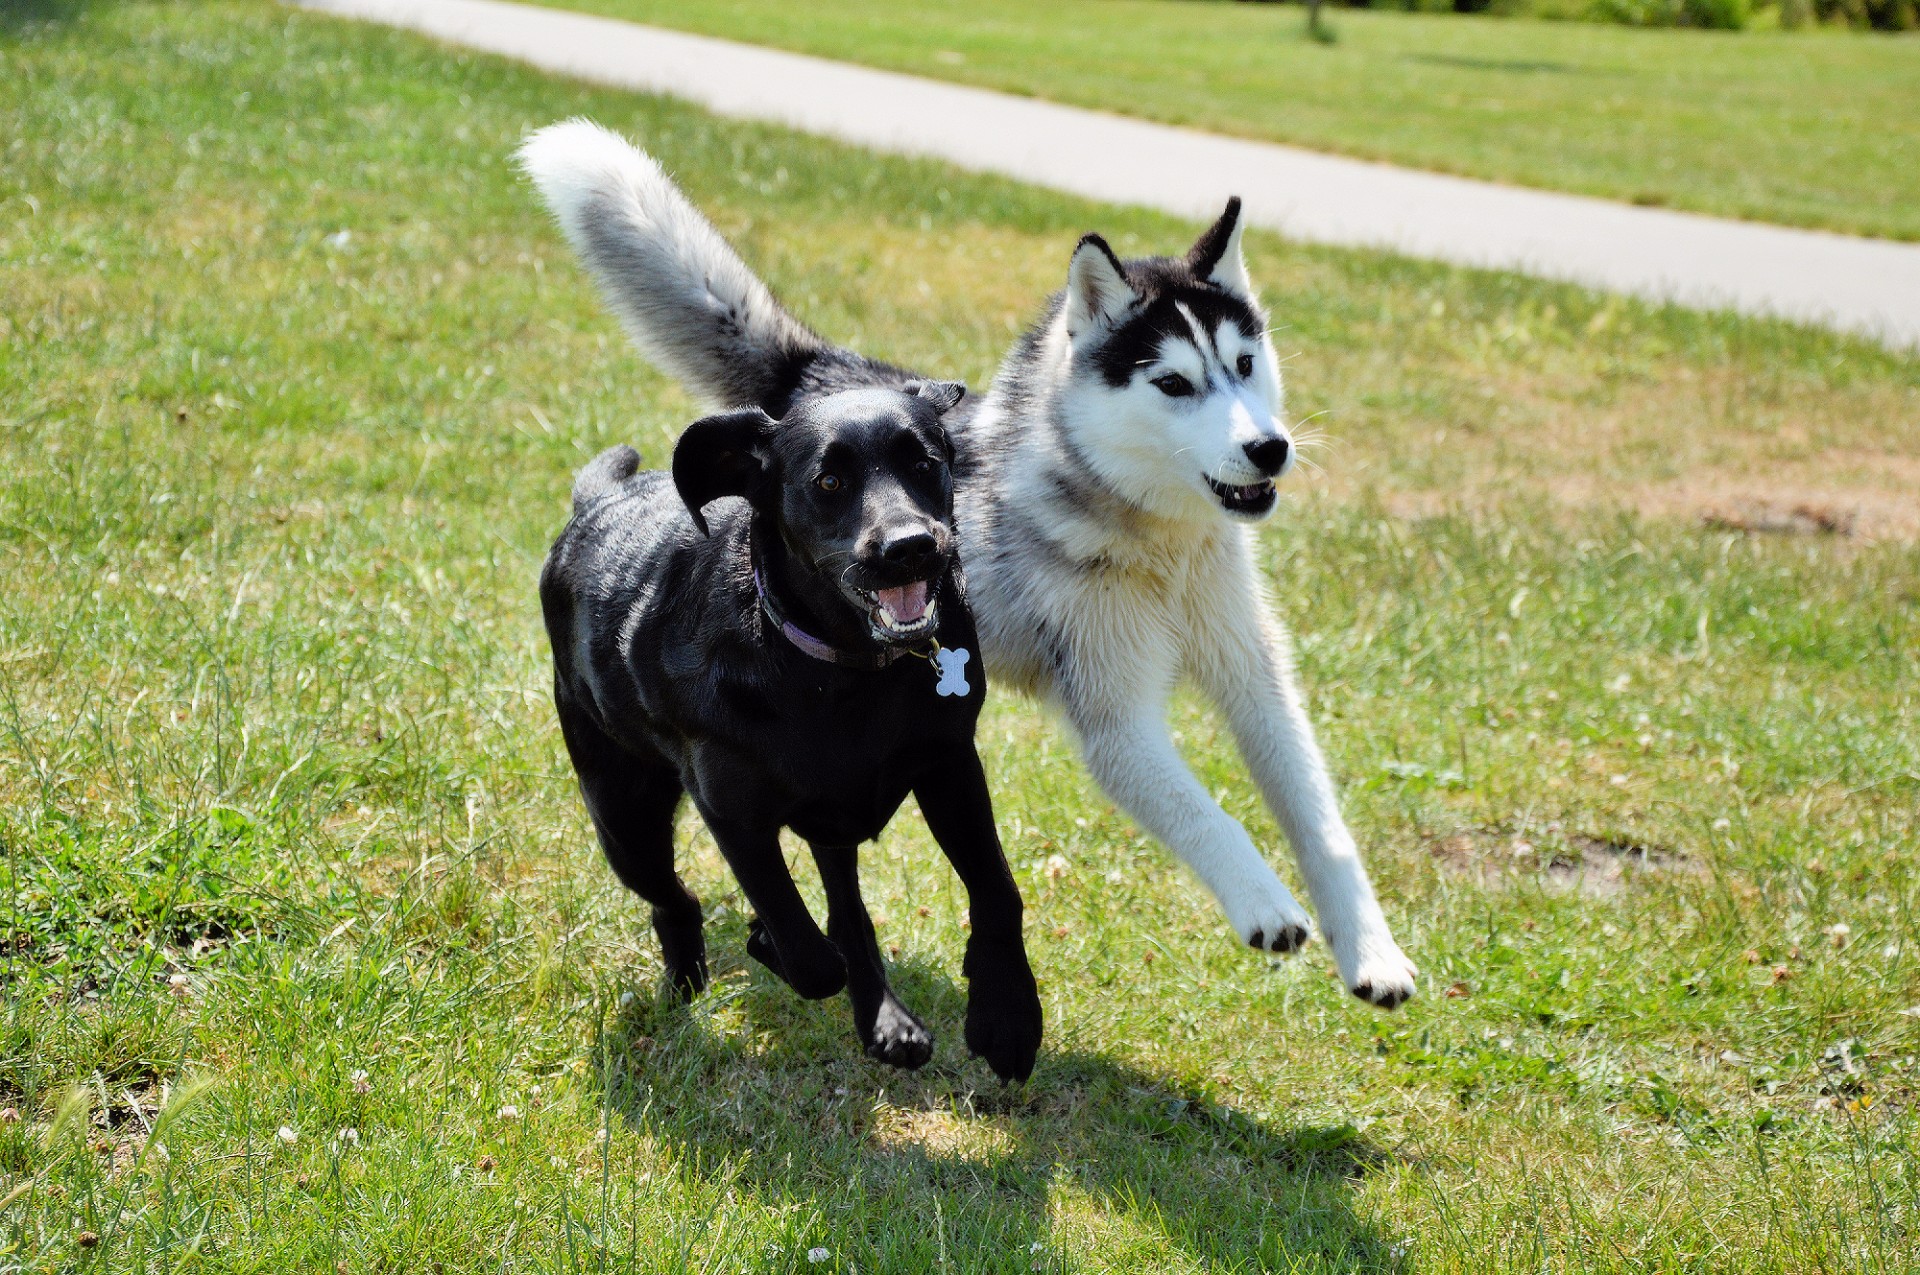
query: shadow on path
[{"left": 589, "top": 952, "right": 1402, "bottom": 1272}]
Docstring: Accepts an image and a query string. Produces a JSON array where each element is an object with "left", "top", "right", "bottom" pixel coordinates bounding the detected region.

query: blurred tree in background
[{"left": 1236, "top": 0, "right": 1915, "bottom": 31}]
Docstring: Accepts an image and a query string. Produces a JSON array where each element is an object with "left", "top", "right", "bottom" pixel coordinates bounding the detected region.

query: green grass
[
  {"left": 533, "top": 0, "right": 1920, "bottom": 242},
  {"left": 4, "top": 1, "right": 1919, "bottom": 1270}
]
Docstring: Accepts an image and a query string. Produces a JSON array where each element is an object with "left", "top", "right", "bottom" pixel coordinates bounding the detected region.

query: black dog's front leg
[
  {"left": 699, "top": 814, "right": 847, "bottom": 1001},
  {"left": 810, "top": 843, "right": 934, "bottom": 1070},
  {"left": 914, "top": 751, "right": 1043, "bottom": 1083}
]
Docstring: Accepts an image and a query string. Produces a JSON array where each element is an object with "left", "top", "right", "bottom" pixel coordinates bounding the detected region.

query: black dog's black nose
[
  {"left": 879, "top": 529, "right": 939, "bottom": 566},
  {"left": 1243, "top": 436, "right": 1291, "bottom": 476}
]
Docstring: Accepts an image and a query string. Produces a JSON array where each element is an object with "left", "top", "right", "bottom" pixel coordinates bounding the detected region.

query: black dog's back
[{"left": 571, "top": 443, "right": 641, "bottom": 513}]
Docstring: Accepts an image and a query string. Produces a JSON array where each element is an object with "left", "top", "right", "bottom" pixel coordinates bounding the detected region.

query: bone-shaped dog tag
[{"left": 933, "top": 646, "right": 971, "bottom": 697}]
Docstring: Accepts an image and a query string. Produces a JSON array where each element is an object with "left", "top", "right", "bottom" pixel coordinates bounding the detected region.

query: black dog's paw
[
  {"left": 745, "top": 916, "right": 846, "bottom": 1000},
  {"left": 656, "top": 918, "right": 709, "bottom": 1003},
  {"left": 862, "top": 997, "right": 935, "bottom": 1070},
  {"left": 965, "top": 998, "right": 1042, "bottom": 1084},
  {"left": 662, "top": 957, "right": 709, "bottom": 1003},
  {"left": 963, "top": 956, "right": 1043, "bottom": 1084},
  {"left": 745, "top": 917, "right": 786, "bottom": 977}
]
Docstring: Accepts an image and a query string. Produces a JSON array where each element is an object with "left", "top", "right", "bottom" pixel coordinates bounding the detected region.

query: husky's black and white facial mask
[{"left": 1057, "top": 199, "right": 1293, "bottom": 524}]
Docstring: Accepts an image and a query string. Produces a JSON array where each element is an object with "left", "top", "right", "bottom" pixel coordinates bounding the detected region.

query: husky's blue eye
[
  {"left": 1151, "top": 373, "right": 1194, "bottom": 398},
  {"left": 1236, "top": 354, "right": 1255, "bottom": 378}
]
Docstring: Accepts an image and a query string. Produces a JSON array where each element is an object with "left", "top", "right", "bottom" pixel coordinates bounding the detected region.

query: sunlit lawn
[{"left": 2, "top": 3, "right": 1917, "bottom": 1271}]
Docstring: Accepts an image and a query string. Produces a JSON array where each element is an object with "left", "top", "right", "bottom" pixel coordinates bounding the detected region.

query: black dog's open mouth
[
  {"left": 855, "top": 581, "right": 938, "bottom": 642},
  {"left": 1205, "top": 474, "right": 1278, "bottom": 516}
]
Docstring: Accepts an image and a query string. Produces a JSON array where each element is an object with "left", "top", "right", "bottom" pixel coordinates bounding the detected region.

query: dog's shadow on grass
[{"left": 588, "top": 952, "right": 1402, "bottom": 1272}]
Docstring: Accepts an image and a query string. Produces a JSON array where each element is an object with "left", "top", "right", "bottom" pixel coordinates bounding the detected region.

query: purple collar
[{"left": 752, "top": 559, "right": 922, "bottom": 670}]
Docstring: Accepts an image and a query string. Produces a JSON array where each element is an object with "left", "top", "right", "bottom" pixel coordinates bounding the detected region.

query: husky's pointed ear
[
  {"left": 671, "top": 407, "right": 778, "bottom": 536},
  {"left": 1065, "top": 234, "right": 1137, "bottom": 338},
  {"left": 1187, "top": 197, "right": 1251, "bottom": 297},
  {"left": 904, "top": 380, "right": 967, "bottom": 416}
]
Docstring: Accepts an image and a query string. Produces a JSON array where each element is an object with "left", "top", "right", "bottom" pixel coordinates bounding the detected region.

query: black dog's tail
[
  {"left": 517, "top": 120, "right": 915, "bottom": 418},
  {"left": 571, "top": 444, "right": 641, "bottom": 513}
]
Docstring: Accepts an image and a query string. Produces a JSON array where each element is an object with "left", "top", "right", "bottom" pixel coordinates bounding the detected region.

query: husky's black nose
[
  {"left": 878, "top": 528, "right": 940, "bottom": 572},
  {"left": 1243, "top": 436, "right": 1291, "bottom": 476}
]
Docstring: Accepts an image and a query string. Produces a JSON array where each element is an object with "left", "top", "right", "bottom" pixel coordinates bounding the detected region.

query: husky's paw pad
[
  {"left": 1248, "top": 924, "right": 1310, "bottom": 954},
  {"left": 1229, "top": 885, "right": 1314, "bottom": 956},
  {"left": 1352, "top": 980, "right": 1411, "bottom": 1009},
  {"left": 1341, "top": 942, "right": 1419, "bottom": 1010}
]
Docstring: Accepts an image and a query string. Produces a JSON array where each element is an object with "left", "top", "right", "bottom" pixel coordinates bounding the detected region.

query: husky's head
[{"left": 1056, "top": 199, "right": 1292, "bottom": 524}]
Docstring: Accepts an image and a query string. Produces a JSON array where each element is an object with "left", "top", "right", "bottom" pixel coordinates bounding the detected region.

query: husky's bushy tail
[{"left": 517, "top": 120, "right": 905, "bottom": 414}]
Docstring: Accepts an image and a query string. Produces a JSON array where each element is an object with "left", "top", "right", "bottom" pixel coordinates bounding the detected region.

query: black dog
[{"left": 540, "top": 383, "right": 1042, "bottom": 1082}]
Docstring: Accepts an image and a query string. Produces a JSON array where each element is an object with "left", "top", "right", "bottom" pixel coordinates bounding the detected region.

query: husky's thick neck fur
[{"left": 518, "top": 121, "right": 1420, "bottom": 1010}]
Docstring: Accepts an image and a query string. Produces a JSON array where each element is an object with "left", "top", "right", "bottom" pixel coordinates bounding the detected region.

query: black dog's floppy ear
[
  {"left": 671, "top": 407, "right": 777, "bottom": 536},
  {"left": 904, "top": 380, "right": 967, "bottom": 416}
]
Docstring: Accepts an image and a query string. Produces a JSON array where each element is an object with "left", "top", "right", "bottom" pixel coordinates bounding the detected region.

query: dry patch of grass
[
  {"left": 1427, "top": 828, "right": 1707, "bottom": 901},
  {"left": 1299, "top": 349, "right": 1920, "bottom": 538}
]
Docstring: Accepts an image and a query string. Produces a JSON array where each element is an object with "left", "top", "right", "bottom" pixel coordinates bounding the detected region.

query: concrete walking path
[{"left": 298, "top": 0, "right": 1920, "bottom": 350}]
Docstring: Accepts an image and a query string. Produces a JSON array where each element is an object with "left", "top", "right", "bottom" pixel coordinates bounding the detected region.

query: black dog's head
[{"left": 672, "top": 382, "right": 967, "bottom": 644}]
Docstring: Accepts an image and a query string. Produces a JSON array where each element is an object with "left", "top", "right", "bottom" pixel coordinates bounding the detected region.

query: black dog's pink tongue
[{"left": 876, "top": 581, "right": 930, "bottom": 624}]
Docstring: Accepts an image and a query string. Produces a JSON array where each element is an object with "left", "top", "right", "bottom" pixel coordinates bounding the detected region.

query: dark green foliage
[
  {"left": 1811, "top": 0, "right": 1919, "bottom": 28},
  {"left": 1250, "top": 0, "right": 1918, "bottom": 28}
]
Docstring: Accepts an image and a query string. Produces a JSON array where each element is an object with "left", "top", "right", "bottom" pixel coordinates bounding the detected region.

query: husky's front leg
[
  {"left": 1190, "top": 592, "right": 1418, "bottom": 1008},
  {"left": 1063, "top": 677, "right": 1313, "bottom": 955}
]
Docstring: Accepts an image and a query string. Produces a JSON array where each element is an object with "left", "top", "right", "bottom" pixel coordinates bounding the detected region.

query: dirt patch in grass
[
  {"left": 1592, "top": 458, "right": 1920, "bottom": 542},
  {"left": 1429, "top": 830, "right": 1706, "bottom": 900},
  {"left": 1303, "top": 354, "right": 1920, "bottom": 540},
  {"left": 1340, "top": 448, "right": 1920, "bottom": 542}
]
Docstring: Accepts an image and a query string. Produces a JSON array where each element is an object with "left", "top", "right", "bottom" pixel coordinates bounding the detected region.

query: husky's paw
[
  {"left": 1226, "top": 881, "right": 1314, "bottom": 954},
  {"left": 1334, "top": 931, "right": 1419, "bottom": 1009}
]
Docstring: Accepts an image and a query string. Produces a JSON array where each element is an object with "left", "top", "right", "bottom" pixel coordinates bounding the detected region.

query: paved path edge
[{"left": 295, "top": 0, "right": 1920, "bottom": 351}]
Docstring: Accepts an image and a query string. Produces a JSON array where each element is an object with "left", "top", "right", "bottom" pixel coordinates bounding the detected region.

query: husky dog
[{"left": 518, "top": 121, "right": 1418, "bottom": 1008}]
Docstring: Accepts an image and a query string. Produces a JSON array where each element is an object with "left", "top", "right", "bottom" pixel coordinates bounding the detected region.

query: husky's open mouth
[
  {"left": 855, "top": 580, "right": 938, "bottom": 642},
  {"left": 1204, "top": 473, "right": 1278, "bottom": 517}
]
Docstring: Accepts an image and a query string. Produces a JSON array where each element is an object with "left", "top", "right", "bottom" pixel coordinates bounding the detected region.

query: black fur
[
  {"left": 541, "top": 386, "right": 1043, "bottom": 1082},
  {"left": 1186, "top": 196, "right": 1243, "bottom": 280},
  {"left": 1087, "top": 259, "right": 1265, "bottom": 391}
]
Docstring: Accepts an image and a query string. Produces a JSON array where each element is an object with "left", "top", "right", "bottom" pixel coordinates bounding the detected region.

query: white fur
[
  {"left": 1199, "top": 211, "right": 1253, "bottom": 296},
  {"left": 515, "top": 120, "right": 811, "bottom": 401},
  {"left": 967, "top": 265, "right": 1418, "bottom": 1004}
]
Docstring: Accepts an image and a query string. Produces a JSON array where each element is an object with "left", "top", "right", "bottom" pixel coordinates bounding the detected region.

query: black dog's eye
[
  {"left": 913, "top": 457, "right": 936, "bottom": 476},
  {"left": 1236, "top": 353, "right": 1255, "bottom": 378},
  {"left": 816, "top": 473, "right": 842, "bottom": 493},
  {"left": 1151, "top": 373, "right": 1194, "bottom": 398}
]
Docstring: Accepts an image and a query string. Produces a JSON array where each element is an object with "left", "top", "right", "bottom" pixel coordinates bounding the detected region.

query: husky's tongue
[{"left": 875, "top": 581, "right": 930, "bottom": 626}]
